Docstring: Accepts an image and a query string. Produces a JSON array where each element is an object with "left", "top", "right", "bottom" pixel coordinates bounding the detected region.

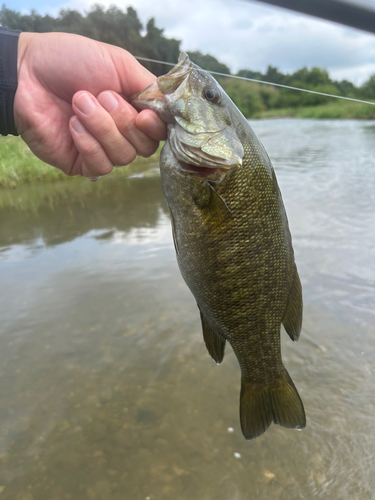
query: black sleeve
[{"left": 0, "top": 27, "right": 21, "bottom": 136}]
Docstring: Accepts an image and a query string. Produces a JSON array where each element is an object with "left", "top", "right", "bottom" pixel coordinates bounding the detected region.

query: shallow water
[{"left": 0, "top": 119, "right": 374, "bottom": 500}]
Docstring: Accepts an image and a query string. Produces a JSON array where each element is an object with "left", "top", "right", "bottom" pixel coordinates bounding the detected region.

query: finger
[
  {"left": 97, "top": 91, "right": 160, "bottom": 158},
  {"left": 73, "top": 91, "right": 139, "bottom": 166},
  {"left": 135, "top": 109, "right": 167, "bottom": 142},
  {"left": 69, "top": 115, "right": 113, "bottom": 178}
]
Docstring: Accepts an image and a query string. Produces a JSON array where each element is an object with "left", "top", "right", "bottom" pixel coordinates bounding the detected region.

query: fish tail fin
[{"left": 240, "top": 369, "right": 306, "bottom": 440}]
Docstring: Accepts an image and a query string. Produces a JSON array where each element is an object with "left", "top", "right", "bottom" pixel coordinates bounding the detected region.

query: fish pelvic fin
[
  {"left": 282, "top": 264, "right": 303, "bottom": 341},
  {"left": 240, "top": 369, "right": 306, "bottom": 440},
  {"left": 199, "top": 307, "right": 226, "bottom": 364}
]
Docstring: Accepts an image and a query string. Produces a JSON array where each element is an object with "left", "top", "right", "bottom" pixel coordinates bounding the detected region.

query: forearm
[{"left": 0, "top": 27, "right": 21, "bottom": 136}]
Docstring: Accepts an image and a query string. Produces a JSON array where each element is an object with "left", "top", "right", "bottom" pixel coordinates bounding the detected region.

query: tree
[
  {"left": 360, "top": 74, "right": 375, "bottom": 99},
  {"left": 140, "top": 18, "right": 181, "bottom": 76},
  {"left": 0, "top": 5, "right": 364, "bottom": 110},
  {"left": 0, "top": 5, "right": 181, "bottom": 77},
  {"left": 0, "top": 5, "right": 55, "bottom": 31},
  {"left": 332, "top": 79, "right": 356, "bottom": 97},
  {"left": 236, "top": 69, "right": 264, "bottom": 81},
  {"left": 187, "top": 51, "right": 230, "bottom": 75},
  {"left": 287, "top": 67, "right": 331, "bottom": 87},
  {"left": 264, "top": 65, "right": 285, "bottom": 84}
]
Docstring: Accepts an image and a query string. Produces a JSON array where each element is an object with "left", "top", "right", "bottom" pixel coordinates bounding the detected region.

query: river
[{"left": 0, "top": 119, "right": 374, "bottom": 500}]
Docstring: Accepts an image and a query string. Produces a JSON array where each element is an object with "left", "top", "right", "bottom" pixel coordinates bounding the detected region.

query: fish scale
[{"left": 132, "top": 52, "right": 305, "bottom": 440}]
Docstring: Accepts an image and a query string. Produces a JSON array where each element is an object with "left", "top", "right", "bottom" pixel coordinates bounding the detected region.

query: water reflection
[
  {"left": 0, "top": 120, "right": 374, "bottom": 500},
  {"left": 0, "top": 175, "right": 168, "bottom": 247}
]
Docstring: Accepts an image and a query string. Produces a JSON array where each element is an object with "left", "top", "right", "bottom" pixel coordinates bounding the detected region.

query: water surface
[{"left": 0, "top": 119, "right": 374, "bottom": 500}]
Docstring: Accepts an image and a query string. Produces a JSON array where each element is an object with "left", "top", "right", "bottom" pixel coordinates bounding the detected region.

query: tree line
[{"left": 1, "top": 4, "right": 374, "bottom": 117}]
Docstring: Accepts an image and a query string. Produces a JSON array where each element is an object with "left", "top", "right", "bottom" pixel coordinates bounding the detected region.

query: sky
[{"left": 6, "top": 0, "right": 375, "bottom": 85}]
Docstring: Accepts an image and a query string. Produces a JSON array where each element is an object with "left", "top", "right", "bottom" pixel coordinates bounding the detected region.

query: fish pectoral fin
[
  {"left": 282, "top": 264, "right": 303, "bottom": 341},
  {"left": 240, "top": 369, "right": 306, "bottom": 440},
  {"left": 199, "top": 307, "right": 226, "bottom": 364},
  {"left": 204, "top": 181, "right": 233, "bottom": 224}
]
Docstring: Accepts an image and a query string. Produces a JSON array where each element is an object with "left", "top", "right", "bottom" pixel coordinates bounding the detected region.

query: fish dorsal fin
[
  {"left": 282, "top": 265, "right": 303, "bottom": 341},
  {"left": 199, "top": 307, "right": 226, "bottom": 364}
]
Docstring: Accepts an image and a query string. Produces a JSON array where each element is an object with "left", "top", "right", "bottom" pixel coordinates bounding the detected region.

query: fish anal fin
[
  {"left": 282, "top": 265, "right": 303, "bottom": 341},
  {"left": 199, "top": 308, "right": 226, "bottom": 364},
  {"left": 240, "top": 369, "right": 306, "bottom": 440}
]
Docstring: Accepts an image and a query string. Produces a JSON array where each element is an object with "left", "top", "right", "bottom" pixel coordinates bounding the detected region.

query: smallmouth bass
[{"left": 132, "top": 53, "right": 306, "bottom": 440}]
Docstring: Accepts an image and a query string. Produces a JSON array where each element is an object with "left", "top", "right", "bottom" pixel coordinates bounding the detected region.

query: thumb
[{"left": 108, "top": 45, "right": 158, "bottom": 96}]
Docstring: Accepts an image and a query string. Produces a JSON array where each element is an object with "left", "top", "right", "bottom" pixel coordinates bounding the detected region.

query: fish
[{"left": 132, "top": 52, "right": 306, "bottom": 440}]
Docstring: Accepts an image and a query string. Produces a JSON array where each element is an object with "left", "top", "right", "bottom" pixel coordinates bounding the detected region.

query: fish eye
[{"left": 203, "top": 87, "right": 220, "bottom": 103}]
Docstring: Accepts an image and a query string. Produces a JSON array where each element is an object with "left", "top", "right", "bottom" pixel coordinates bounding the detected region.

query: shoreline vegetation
[
  {"left": 2, "top": 104, "right": 375, "bottom": 191},
  {"left": 2, "top": 4, "right": 375, "bottom": 119},
  {"left": 1, "top": 5, "right": 375, "bottom": 190},
  {"left": 0, "top": 136, "right": 160, "bottom": 190},
  {"left": 253, "top": 101, "right": 375, "bottom": 119}
]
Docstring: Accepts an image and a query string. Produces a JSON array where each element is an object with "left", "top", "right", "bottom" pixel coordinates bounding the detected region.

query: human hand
[{"left": 14, "top": 32, "right": 167, "bottom": 180}]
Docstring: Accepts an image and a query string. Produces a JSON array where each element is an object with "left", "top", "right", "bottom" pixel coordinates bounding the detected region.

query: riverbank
[
  {"left": 2, "top": 109, "right": 375, "bottom": 190},
  {"left": 0, "top": 136, "right": 160, "bottom": 190},
  {"left": 253, "top": 101, "right": 375, "bottom": 119}
]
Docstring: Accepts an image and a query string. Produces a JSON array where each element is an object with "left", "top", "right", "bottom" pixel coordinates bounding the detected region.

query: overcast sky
[{"left": 7, "top": 0, "right": 375, "bottom": 85}]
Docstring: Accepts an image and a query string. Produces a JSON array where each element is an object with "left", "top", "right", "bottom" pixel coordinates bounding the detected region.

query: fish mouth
[
  {"left": 131, "top": 82, "right": 165, "bottom": 103},
  {"left": 132, "top": 53, "right": 191, "bottom": 103},
  {"left": 131, "top": 53, "right": 194, "bottom": 121},
  {"left": 132, "top": 52, "right": 244, "bottom": 182}
]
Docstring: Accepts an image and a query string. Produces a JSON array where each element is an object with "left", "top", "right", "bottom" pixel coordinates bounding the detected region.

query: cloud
[{"left": 19, "top": 0, "right": 375, "bottom": 84}]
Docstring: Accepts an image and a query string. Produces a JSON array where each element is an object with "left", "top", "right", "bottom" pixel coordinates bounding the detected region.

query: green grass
[
  {"left": 0, "top": 136, "right": 65, "bottom": 188},
  {"left": 253, "top": 101, "right": 375, "bottom": 119},
  {"left": 0, "top": 136, "right": 161, "bottom": 190}
]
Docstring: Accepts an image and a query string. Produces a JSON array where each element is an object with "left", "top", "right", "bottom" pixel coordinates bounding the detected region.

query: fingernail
[
  {"left": 99, "top": 91, "right": 119, "bottom": 113},
  {"left": 86, "top": 175, "right": 102, "bottom": 182},
  {"left": 70, "top": 116, "right": 86, "bottom": 134},
  {"left": 75, "top": 92, "right": 96, "bottom": 115}
]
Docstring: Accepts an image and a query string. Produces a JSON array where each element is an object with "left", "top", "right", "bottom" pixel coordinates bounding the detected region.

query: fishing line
[{"left": 135, "top": 55, "right": 375, "bottom": 107}]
